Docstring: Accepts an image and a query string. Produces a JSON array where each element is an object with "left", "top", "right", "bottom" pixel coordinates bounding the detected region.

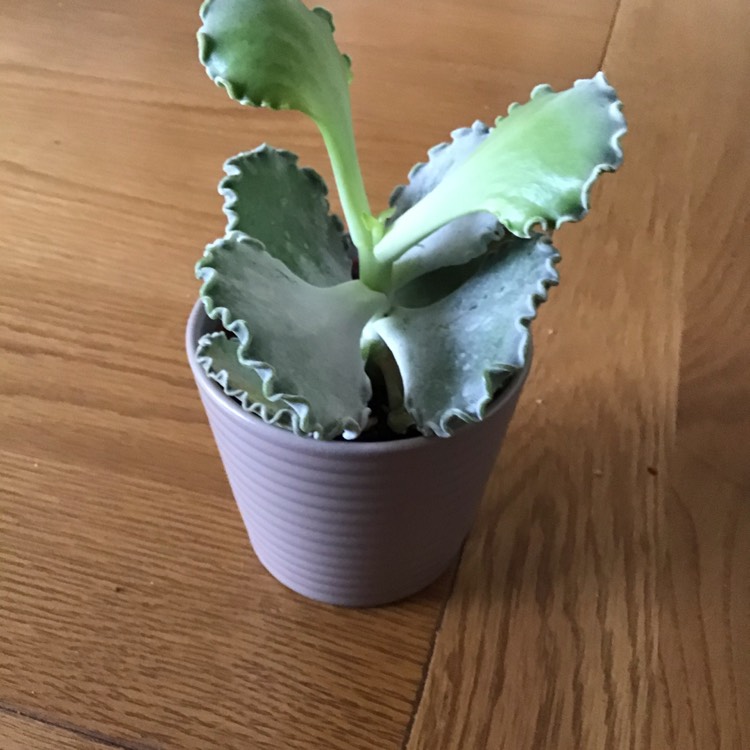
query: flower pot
[{"left": 186, "top": 300, "right": 530, "bottom": 607}]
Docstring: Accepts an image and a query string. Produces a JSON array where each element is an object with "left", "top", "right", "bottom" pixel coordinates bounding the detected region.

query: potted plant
[{"left": 186, "top": 0, "right": 626, "bottom": 606}]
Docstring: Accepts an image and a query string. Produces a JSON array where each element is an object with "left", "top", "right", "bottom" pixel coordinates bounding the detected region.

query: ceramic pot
[{"left": 186, "top": 301, "right": 529, "bottom": 607}]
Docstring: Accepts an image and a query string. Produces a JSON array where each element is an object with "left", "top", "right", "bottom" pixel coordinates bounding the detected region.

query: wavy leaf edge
[
  {"left": 505, "top": 72, "right": 626, "bottom": 237},
  {"left": 196, "top": 331, "right": 303, "bottom": 433},
  {"left": 396, "top": 236, "right": 561, "bottom": 437}
]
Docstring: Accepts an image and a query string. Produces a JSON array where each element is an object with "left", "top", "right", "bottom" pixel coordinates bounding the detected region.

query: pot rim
[{"left": 186, "top": 299, "right": 531, "bottom": 455}]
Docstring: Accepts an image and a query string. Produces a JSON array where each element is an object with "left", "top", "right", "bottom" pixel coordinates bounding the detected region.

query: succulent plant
[{"left": 195, "top": 0, "right": 626, "bottom": 440}]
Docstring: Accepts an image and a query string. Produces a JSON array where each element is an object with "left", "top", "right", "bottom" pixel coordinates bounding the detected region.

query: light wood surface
[{"left": 0, "top": 1, "right": 746, "bottom": 749}]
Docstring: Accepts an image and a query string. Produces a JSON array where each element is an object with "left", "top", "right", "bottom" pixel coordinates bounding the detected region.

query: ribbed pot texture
[{"left": 186, "top": 301, "right": 529, "bottom": 607}]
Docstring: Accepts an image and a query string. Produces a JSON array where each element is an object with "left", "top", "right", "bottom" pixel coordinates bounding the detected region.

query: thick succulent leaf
[
  {"left": 197, "top": 332, "right": 301, "bottom": 431},
  {"left": 220, "top": 145, "right": 352, "bottom": 287},
  {"left": 389, "top": 121, "right": 503, "bottom": 288},
  {"left": 375, "top": 73, "right": 626, "bottom": 263},
  {"left": 196, "top": 233, "right": 388, "bottom": 439},
  {"left": 198, "top": 0, "right": 350, "bottom": 119},
  {"left": 372, "top": 234, "right": 560, "bottom": 437},
  {"left": 198, "top": 0, "right": 372, "bottom": 254}
]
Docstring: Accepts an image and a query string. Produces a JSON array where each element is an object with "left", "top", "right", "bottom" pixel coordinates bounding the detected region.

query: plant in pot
[{"left": 187, "top": 0, "right": 626, "bottom": 606}]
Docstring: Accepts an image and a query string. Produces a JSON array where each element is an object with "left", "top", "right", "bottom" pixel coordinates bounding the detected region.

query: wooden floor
[{"left": 1, "top": 0, "right": 748, "bottom": 748}]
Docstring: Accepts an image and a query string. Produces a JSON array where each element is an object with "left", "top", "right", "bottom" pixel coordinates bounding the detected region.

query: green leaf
[
  {"left": 198, "top": 0, "right": 348, "bottom": 119},
  {"left": 371, "top": 234, "right": 560, "bottom": 437},
  {"left": 196, "top": 232, "right": 388, "bottom": 439},
  {"left": 198, "top": 0, "right": 374, "bottom": 263},
  {"left": 196, "top": 332, "right": 302, "bottom": 431},
  {"left": 220, "top": 145, "right": 352, "bottom": 287},
  {"left": 389, "top": 121, "right": 502, "bottom": 289},
  {"left": 375, "top": 73, "right": 626, "bottom": 263}
]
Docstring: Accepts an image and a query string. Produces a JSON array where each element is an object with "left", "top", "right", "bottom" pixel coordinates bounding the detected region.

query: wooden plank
[
  {"left": 659, "top": 447, "right": 749, "bottom": 750},
  {"left": 0, "top": 453, "right": 452, "bottom": 748},
  {"left": 0, "top": 712, "right": 121, "bottom": 750},
  {"left": 655, "top": 0, "right": 750, "bottom": 743},
  {"left": 0, "top": 0, "right": 617, "bottom": 748},
  {"left": 406, "top": 0, "right": 750, "bottom": 747},
  {"left": 0, "top": 449, "right": 450, "bottom": 750},
  {"left": 674, "top": 54, "right": 750, "bottom": 492}
]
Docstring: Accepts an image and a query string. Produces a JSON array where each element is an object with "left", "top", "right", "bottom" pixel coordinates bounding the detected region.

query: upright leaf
[{"left": 375, "top": 73, "right": 626, "bottom": 263}]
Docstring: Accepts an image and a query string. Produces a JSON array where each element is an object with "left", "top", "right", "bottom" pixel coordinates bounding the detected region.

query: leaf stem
[{"left": 319, "top": 124, "right": 391, "bottom": 292}]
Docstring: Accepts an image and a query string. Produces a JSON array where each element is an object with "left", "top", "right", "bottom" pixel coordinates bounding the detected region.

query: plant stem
[
  {"left": 358, "top": 247, "right": 392, "bottom": 293},
  {"left": 318, "top": 124, "right": 390, "bottom": 293}
]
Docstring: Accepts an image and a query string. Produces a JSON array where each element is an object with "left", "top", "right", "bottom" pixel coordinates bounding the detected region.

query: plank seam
[
  {"left": 0, "top": 703, "right": 157, "bottom": 750},
  {"left": 598, "top": 0, "right": 624, "bottom": 70},
  {"left": 400, "top": 547, "right": 464, "bottom": 750}
]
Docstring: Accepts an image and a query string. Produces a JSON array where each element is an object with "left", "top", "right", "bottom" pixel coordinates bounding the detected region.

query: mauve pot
[{"left": 186, "top": 300, "right": 529, "bottom": 607}]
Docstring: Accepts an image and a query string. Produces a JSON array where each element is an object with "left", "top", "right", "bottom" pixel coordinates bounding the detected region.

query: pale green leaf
[
  {"left": 375, "top": 73, "right": 626, "bottom": 263},
  {"left": 372, "top": 234, "right": 560, "bottom": 436},
  {"left": 196, "top": 233, "right": 388, "bottom": 439}
]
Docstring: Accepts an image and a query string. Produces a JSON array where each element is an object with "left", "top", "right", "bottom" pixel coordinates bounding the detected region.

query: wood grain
[
  {"left": 660, "top": 448, "right": 749, "bottom": 750},
  {"left": 0, "top": 1, "right": 617, "bottom": 749},
  {"left": 406, "top": 0, "right": 750, "bottom": 748}
]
